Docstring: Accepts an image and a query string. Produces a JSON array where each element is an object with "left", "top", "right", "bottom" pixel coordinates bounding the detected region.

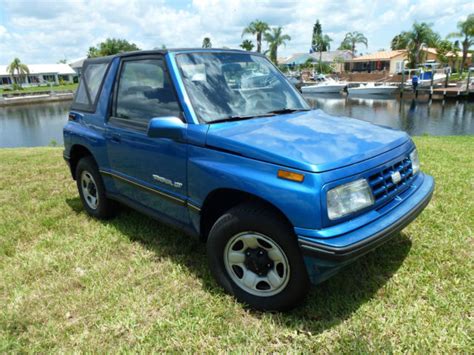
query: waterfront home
[
  {"left": 348, "top": 48, "right": 472, "bottom": 73},
  {"left": 279, "top": 50, "right": 354, "bottom": 72},
  {"left": 0, "top": 63, "right": 77, "bottom": 87},
  {"left": 68, "top": 57, "right": 86, "bottom": 76}
]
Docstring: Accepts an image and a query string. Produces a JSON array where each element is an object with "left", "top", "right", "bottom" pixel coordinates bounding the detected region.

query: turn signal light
[{"left": 277, "top": 170, "right": 304, "bottom": 182}]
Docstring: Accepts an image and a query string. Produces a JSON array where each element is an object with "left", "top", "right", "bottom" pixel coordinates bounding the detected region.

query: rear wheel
[
  {"left": 76, "top": 156, "right": 117, "bottom": 219},
  {"left": 207, "top": 203, "right": 309, "bottom": 311}
]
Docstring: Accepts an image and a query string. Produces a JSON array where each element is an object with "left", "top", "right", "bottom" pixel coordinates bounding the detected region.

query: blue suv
[{"left": 63, "top": 49, "right": 434, "bottom": 310}]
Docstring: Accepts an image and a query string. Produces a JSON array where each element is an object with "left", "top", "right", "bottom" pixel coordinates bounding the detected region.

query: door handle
[{"left": 110, "top": 134, "right": 121, "bottom": 143}]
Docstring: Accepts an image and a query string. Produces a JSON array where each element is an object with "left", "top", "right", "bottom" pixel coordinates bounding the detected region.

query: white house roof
[
  {"left": 0, "top": 63, "right": 76, "bottom": 76},
  {"left": 68, "top": 57, "right": 87, "bottom": 69}
]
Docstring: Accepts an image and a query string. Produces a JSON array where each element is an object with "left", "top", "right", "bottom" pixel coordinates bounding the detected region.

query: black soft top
[
  {"left": 82, "top": 48, "right": 250, "bottom": 65},
  {"left": 73, "top": 48, "right": 255, "bottom": 112}
]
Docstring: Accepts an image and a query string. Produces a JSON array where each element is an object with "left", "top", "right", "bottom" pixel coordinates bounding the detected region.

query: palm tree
[
  {"left": 390, "top": 33, "right": 409, "bottom": 50},
  {"left": 264, "top": 26, "right": 291, "bottom": 64},
  {"left": 435, "top": 38, "right": 458, "bottom": 65},
  {"left": 314, "top": 34, "right": 332, "bottom": 73},
  {"left": 394, "top": 22, "right": 438, "bottom": 68},
  {"left": 341, "top": 31, "right": 368, "bottom": 57},
  {"left": 240, "top": 39, "right": 254, "bottom": 51},
  {"left": 448, "top": 14, "right": 474, "bottom": 73},
  {"left": 7, "top": 58, "right": 29, "bottom": 87},
  {"left": 242, "top": 20, "right": 270, "bottom": 53},
  {"left": 340, "top": 32, "right": 367, "bottom": 71},
  {"left": 202, "top": 37, "right": 212, "bottom": 48}
]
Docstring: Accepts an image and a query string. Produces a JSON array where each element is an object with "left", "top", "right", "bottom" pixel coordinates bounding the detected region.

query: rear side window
[
  {"left": 71, "top": 61, "right": 109, "bottom": 112},
  {"left": 114, "top": 59, "right": 180, "bottom": 122}
]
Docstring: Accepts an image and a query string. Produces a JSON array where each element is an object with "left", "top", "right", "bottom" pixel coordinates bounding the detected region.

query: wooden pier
[{"left": 396, "top": 67, "right": 473, "bottom": 100}]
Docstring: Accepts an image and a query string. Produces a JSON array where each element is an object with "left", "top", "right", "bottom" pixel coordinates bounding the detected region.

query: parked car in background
[{"left": 63, "top": 49, "right": 434, "bottom": 311}]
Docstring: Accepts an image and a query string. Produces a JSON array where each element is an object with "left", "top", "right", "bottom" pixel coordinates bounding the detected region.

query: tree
[
  {"left": 87, "top": 38, "right": 140, "bottom": 58},
  {"left": 435, "top": 39, "right": 457, "bottom": 65},
  {"left": 264, "top": 26, "right": 291, "bottom": 64},
  {"left": 240, "top": 39, "right": 254, "bottom": 51},
  {"left": 338, "top": 41, "right": 352, "bottom": 51},
  {"left": 448, "top": 14, "right": 474, "bottom": 73},
  {"left": 57, "top": 58, "right": 67, "bottom": 64},
  {"left": 7, "top": 58, "right": 29, "bottom": 87},
  {"left": 390, "top": 33, "right": 409, "bottom": 50},
  {"left": 202, "top": 37, "right": 212, "bottom": 48},
  {"left": 316, "top": 35, "right": 332, "bottom": 73},
  {"left": 340, "top": 31, "right": 368, "bottom": 57},
  {"left": 450, "top": 40, "right": 462, "bottom": 72},
  {"left": 391, "top": 22, "right": 439, "bottom": 68},
  {"left": 242, "top": 20, "right": 270, "bottom": 53},
  {"left": 310, "top": 20, "right": 332, "bottom": 73},
  {"left": 309, "top": 20, "right": 332, "bottom": 72},
  {"left": 310, "top": 20, "right": 330, "bottom": 53}
]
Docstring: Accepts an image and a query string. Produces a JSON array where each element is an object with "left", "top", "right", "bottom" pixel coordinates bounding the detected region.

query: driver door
[{"left": 104, "top": 55, "right": 189, "bottom": 224}]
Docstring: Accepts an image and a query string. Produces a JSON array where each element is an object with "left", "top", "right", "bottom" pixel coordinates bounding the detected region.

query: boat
[
  {"left": 407, "top": 71, "right": 446, "bottom": 87},
  {"left": 347, "top": 82, "right": 398, "bottom": 96},
  {"left": 285, "top": 74, "right": 301, "bottom": 86},
  {"left": 301, "top": 78, "right": 347, "bottom": 94},
  {"left": 284, "top": 71, "right": 301, "bottom": 86}
]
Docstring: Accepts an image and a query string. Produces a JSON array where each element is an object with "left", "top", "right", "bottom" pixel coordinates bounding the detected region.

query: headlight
[
  {"left": 327, "top": 179, "right": 374, "bottom": 220},
  {"left": 410, "top": 149, "right": 420, "bottom": 175}
]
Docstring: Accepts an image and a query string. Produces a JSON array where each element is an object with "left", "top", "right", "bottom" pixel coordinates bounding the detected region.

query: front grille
[{"left": 368, "top": 156, "right": 414, "bottom": 205}]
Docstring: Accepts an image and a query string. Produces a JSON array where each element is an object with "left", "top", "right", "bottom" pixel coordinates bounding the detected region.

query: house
[
  {"left": 68, "top": 57, "right": 86, "bottom": 76},
  {"left": 0, "top": 63, "right": 77, "bottom": 87},
  {"left": 348, "top": 50, "right": 407, "bottom": 73},
  {"left": 279, "top": 50, "right": 354, "bottom": 72},
  {"left": 348, "top": 48, "right": 472, "bottom": 73}
]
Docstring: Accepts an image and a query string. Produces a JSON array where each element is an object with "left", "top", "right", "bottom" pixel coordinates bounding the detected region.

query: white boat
[
  {"left": 301, "top": 78, "right": 347, "bottom": 94},
  {"left": 285, "top": 75, "right": 301, "bottom": 86},
  {"left": 347, "top": 82, "right": 398, "bottom": 96},
  {"left": 407, "top": 72, "right": 446, "bottom": 87}
]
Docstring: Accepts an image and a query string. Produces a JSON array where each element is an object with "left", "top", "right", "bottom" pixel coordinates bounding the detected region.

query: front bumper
[{"left": 297, "top": 172, "right": 434, "bottom": 284}]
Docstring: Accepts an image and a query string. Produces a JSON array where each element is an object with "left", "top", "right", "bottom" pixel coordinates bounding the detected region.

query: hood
[{"left": 205, "top": 109, "right": 409, "bottom": 172}]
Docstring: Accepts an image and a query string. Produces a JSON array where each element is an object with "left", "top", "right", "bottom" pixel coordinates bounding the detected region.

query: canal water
[
  {"left": 0, "top": 97, "right": 473, "bottom": 148},
  {"left": 0, "top": 101, "right": 71, "bottom": 148},
  {"left": 304, "top": 94, "right": 474, "bottom": 136}
]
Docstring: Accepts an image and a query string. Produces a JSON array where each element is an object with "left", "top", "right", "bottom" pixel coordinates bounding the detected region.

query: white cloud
[
  {"left": 0, "top": 25, "right": 7, "bottom": 37},
  {"left": 0, "top": 0, "right": 473, "bottom": 64}
]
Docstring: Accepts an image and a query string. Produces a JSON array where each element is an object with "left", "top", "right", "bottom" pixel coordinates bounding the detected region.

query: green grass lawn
[
  {"left": 0, "top": 83, "right": 78, "bottom": 95},
  {"left": 0, "top": 136, "right": 472, "bottom": 352}
]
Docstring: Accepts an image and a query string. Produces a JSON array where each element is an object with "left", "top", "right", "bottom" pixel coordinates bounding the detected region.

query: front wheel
[{"left": 207, "top": 203, "right": 309, "bottom": 311}]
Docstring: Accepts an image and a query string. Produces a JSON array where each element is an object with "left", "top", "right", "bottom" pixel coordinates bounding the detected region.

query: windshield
[{"left": 175, "top": 52, "right": 310, "bottom": 123}]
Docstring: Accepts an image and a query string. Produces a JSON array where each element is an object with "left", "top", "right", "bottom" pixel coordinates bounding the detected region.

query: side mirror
[{"left": 147, "top": 116, "right": 186, "bottom": 140}]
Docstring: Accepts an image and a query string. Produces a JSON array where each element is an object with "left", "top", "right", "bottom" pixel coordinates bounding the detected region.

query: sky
[{"left": 0, "top": 0, "right": 473, "bottom": 64}]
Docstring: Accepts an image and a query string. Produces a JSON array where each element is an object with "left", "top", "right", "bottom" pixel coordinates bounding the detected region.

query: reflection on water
[
  {"left": 0, "top": 101, "right": 70, "bottom": 147},
  {"left": 0, "top": 96, "right": 473, "bottom": 148},
  {"left": 303, "top": 94, "right": 474, "bottom": 136}
]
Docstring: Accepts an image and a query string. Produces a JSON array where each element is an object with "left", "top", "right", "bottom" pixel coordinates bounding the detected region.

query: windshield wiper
[
  {"left": 209, "top": 112, "right": 276, "bottom": 124},
  {"left": 265, "top": 108, "right": 311, "bottom": 115},
  {"left": 208, "top": 108, "right": 310, "bottom": 124}
]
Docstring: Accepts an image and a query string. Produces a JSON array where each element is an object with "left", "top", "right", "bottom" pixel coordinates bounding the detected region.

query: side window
[
  {"left": 85, "top": 64, "right": 108, "bottom": 101},
  {"left": 115, "top": 59, "right": 180, "bottom": 121},
  {"left": 72, "top": 62, "right": 109, "bottom": 111}
]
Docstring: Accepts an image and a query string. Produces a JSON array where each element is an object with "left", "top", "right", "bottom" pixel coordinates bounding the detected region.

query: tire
[
  {"left": 207, "top": 203, "right": 310, "bottom": 311},
  {"left": 75, "top": 156, "right": 117, "bottom": 219}
]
